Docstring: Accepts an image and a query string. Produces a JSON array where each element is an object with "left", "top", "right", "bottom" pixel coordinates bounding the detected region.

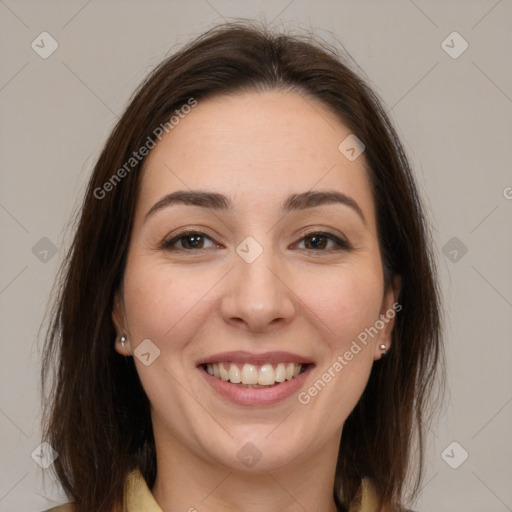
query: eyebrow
[{"left": 144, "top": 189, "right": 366, "bottom": 226}]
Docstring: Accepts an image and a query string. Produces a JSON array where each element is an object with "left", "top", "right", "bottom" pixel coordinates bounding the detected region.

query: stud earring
[
  {"left": 379, "top": 344, "right": 387, "bottom": 351},
  {"left": 120, "top": 336, "right": 127, "bottom": 351}
]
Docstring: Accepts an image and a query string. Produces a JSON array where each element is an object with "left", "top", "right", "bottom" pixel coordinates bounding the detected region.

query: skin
[{"left": 112, "top": 90, "right": 400, "bottom": 512}]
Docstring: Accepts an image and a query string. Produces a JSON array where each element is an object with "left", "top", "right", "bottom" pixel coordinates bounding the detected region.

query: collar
[{"left": 125, "top": 468, "right": 380, "bottom": 512}]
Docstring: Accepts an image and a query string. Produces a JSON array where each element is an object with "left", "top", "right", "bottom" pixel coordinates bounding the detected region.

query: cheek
[
  {"left": 121, "top": 260, "right": 217, "bottom": 412},
  {"left": 294, "top": 270, "right": 381, "bottom": 427},
  {"left": 298, "top": 265, "right": 384, "bottom": 349},
  {"left": 122, "top": 258, "right": 230, "bottom": 361}
]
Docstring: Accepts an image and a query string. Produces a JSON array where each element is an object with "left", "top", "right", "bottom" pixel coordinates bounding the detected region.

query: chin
[{"left": 200, "top": 426, "right": 311, "bottom": 472}]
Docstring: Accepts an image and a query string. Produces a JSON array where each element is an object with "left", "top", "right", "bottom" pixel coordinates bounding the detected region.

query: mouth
[
  {"left": 196, "top": 351, "right": 314, "bottom": 406},
  {"left": 201, "top": 361, "right": 309, "bottom": 388}
]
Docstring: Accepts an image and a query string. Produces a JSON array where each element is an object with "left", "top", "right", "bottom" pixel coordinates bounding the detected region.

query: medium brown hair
[{"left": 42, "top": 22, "right": 443, "bottom": 512}]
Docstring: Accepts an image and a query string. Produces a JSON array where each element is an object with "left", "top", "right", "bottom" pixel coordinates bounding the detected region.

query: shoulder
[
  {"left": 40, "top": 503, "right": 75, "bottom": 512},
  {"left": 351, "top": 478, "right": 417, "bottom": 512}
]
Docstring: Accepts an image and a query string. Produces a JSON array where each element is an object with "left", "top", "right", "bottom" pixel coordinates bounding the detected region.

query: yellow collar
[
  {"left": 45, "top": 469, "right": 379, "bottom": 511},
  {"left": 125, "top": 468, "right": 380, "bottom": 512}
]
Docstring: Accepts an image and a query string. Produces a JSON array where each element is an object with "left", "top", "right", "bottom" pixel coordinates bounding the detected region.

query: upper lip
[{"left": 196, "top": 351, "right": 315, "bottom": 366}]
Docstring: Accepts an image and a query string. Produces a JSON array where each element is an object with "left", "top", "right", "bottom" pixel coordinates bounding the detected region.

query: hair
[{"left": 41, "top": 21, "right": 443, "bottom": 512}]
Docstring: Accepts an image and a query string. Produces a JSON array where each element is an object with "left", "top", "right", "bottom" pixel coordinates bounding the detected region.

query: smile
[
  {"left": 196, "top": 351, "right": 314, "bottom": 406},
  {"left": 203, "top": 362, "right": 306, "bottom": 387}
]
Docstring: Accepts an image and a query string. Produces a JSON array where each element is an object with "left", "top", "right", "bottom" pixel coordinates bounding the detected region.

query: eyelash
[{"left": 160, "top": 230, "right": 351, "bottom": 253}]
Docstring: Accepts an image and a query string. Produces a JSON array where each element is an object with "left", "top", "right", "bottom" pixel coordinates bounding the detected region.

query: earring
[
  {"left": 120, "top": 336, "right": 127, "bottom": 351},
  {"left": 379, "top": 344, "right": 387, "bottom": 351}
]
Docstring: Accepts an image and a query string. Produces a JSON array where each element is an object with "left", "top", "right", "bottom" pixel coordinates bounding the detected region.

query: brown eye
[
  {"left": 182, "top": 234, "right": 205, "bottom": 249},
  {"left": 296, "top": 232, "right": 350, "bottom": 251},
  {"left": 304, "top": 235, "right": 328, "bottom": 250},
  {"left": 162, "top": 232, "right": 216, "bottom": 251}
]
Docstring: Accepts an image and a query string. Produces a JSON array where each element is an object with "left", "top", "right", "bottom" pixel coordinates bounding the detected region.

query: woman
[{"left": 41, "top": 22, "right": 443, "bottom": 512}]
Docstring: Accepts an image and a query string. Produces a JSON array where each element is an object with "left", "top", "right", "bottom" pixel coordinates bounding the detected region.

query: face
[{"left": 113, "top": 90, "right": 400, "bottom": 473}]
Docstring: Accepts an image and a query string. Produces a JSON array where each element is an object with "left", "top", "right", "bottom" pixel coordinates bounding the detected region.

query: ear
[
  {"left": 373, "top": 275, "right": 401, "bottom": 360},
  {"left": 112, "top": 291, "right": 131, "bottom": 356}
]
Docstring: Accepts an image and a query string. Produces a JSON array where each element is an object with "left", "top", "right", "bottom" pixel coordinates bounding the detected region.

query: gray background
[{"left": 1, "top": 1, "right": 511, "bottom": 511}]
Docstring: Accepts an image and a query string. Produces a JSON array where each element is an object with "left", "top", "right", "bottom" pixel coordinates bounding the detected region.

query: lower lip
[{"left": 198, "top": 365, "right": 313, "bottom": 406}]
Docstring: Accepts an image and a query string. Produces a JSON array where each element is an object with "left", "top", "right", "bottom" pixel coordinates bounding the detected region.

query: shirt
[{"left": 43, "top": 468, "right": 380, "bottom": 512}]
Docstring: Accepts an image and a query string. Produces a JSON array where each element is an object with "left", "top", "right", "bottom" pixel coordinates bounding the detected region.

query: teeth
[
  {"left": 206, "top": 362, "right": 304, "bottom": 386},
  {"left": 228, "top": 364, "right": 241, "bottom": 384},
  {"left": 258, "top": 364, "right": 275, "bottom": 385},
  {"left": 275, "top": 363, "right": 286, "bottom": 382},
  {"left": 241, "top": 364, "right": 258, "bottom": 385},
  {"left": 219, "top": 363, "right": 229, "bottom": 381}
]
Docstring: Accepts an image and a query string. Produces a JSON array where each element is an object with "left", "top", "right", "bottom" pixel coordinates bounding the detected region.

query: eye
[
  {"left": 294, "top": 231, "right": 351, "bottom": 251},
  {"left": 161, "top": 231, "right": 218, "bottom": 251},
  {"left": 160, "top": 230, "right": 350, "bottom": 252}
]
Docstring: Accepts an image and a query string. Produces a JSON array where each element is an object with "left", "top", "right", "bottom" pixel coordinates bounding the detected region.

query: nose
[{"left": 220, "top": 244, "right": 296, "bottom": 333}]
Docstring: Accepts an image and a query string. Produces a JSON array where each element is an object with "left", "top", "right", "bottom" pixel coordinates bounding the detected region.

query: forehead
[{"left": 137, "top": 90, "right": 375, "bottom": 224}]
